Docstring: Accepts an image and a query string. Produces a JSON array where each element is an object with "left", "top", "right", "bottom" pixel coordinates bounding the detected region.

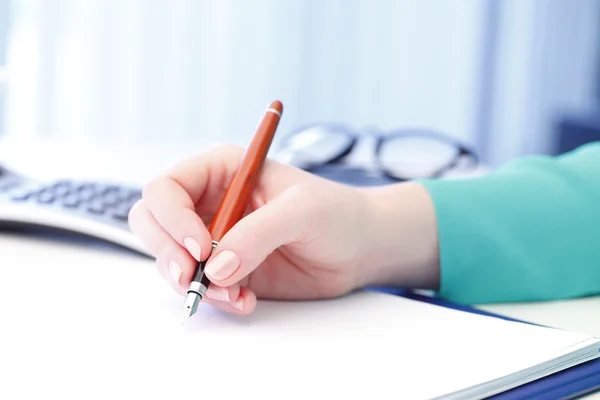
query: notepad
[{"left": 1, "top": 234, "right": 599, "bottom": 400}]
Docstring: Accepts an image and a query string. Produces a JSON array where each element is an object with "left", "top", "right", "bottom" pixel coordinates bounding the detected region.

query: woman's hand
[{"left": 128, "top": 144, "right": 440, "bottom": 314}]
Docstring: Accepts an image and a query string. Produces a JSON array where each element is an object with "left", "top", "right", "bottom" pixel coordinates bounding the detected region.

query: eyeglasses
[{"left": 273, "top": 123, "right": 479, "bottom": 181}]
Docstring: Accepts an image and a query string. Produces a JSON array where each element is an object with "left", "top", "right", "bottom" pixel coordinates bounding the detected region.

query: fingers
[
  {"left": 138, "top": 143, "right": 320, "bottom": 265},
  {"left": 155, "top": 239, "right": 242, "bottom": 303},
  {"left": 128, "top": 200, "right": 170, "bottom": 262},
  {"left": 203, "top": 286, "right": 257, "bottom": 315},
  {"left": 204, "top": 185, "right": 319, "bottom": 287},
  {"left": 131, "top": 143, "right": 327, "bottom": 315},
  {"left": 161, "top": 143, "right": 316, "bottom": 211},
  {"left": 128, "top": 200, "right": 194, "bottom": 293},
  {"left": 128, "top": 200, "right": 241, "bottom": 303},
  {"left": 157, "top": 143, "right": 246, "bottom": 210},
  {"left": 141, "top": 177, "right": 212, "bottom": 262},
  {"left": 139, "top": 144, "right": 251, "bottom": 262}
]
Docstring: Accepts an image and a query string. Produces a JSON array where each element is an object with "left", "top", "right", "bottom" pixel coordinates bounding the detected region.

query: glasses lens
[
  {"left": 274, "top": 126, "right": 354, "bottom": 168},
  {"left": 379, "top": 136, "right": 459, "bottom": 179}
]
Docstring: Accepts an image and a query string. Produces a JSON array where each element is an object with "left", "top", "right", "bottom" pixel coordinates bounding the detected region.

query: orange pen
[{"left": 181, "top": 100, "right": 283, "bottom": 323}]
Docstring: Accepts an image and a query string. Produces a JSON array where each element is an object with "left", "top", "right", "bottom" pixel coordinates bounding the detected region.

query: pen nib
[{"left": 180, "top": 292, "right": 201, "bottom": 325}]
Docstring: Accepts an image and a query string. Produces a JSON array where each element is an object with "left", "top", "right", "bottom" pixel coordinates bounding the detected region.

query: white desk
[{"left": 0, "top": 231, "right": 598, "bottom": 399}]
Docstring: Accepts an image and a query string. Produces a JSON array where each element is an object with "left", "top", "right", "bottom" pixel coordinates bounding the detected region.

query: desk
[{"left": 1, "top": 230, "right": 599, "bottom": 399}]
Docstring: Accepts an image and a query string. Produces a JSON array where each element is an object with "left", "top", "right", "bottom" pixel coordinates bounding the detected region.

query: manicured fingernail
[
  {"left": 206, "top": 286, "right": 230, "bottom": 302},
  {"left": 205, "top": 250, "right": 239, "bottom": 281},
  {"left": 184, "top": 237, "right": 201, "bottom": 261},
  {"left": 169, "top": 260, "right": 181, "bottom": 284},
  {"left": 230, "top": 297, "right": 244, "bottom": 311}
]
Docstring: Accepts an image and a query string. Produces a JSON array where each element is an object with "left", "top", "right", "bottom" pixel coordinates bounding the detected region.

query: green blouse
[{"left": 420, "top": 142, "right": 600, "bottom": 304}]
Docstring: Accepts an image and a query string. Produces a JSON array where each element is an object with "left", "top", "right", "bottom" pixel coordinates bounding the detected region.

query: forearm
[
  {"left": 419, "top": 143, "right": 600, "bottom": 304},
  {"left": 359, "top": 181, "right": 441, "bottom": 290},
  {"left": 359, "top": 142, "right": 600, "bottom": 305}
]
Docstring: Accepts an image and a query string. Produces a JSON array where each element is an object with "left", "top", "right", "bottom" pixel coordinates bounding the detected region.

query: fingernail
[
  {"left": 205, "top": 250, "right": 240, "bottom": 281},
  {"left": 230, "top": 297, "right": 244, "bottom": 310},
  {"left": 169, "top": 260, "right": 181, "bottom": 284},
  {"left": 184, "top": 237, "right": 201, "bottom": 261},
  {"left": 206, "top": 286, "right": 230, "bottom": 302}
]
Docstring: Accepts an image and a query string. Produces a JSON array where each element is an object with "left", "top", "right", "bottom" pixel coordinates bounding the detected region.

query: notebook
[{"left": 1, "top": 232, "right": 599, "bottom": 400}]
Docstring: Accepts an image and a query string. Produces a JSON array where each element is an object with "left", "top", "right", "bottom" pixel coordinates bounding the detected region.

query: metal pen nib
[
  {"left": 180, "top": 274, "right": 210, "bottom": 325},
  {"left": 181, "top": 292, "right": 201, "bottom": 324}
]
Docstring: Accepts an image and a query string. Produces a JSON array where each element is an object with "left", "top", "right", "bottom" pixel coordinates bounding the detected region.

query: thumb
[{"left": 203, "top": 185, "right": 318, "bottom": 286}]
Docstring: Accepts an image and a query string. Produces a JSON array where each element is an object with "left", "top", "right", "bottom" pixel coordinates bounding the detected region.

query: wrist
[{"left": 357, "top": 182, "right": 440, "bottom": 290}]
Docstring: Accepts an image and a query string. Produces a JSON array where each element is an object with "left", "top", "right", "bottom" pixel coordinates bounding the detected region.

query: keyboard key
[
  {"left": 36, "top": 189, "right": 56, "bottom": 204},
  {"left": 86, "top": 199, "right": 106, "bottom": 214},
  {"left": 79, "top": 187, "right": 97, "bottom": 201},
  {"left": 102, "top": 190, "right": 122, "bottom": 206},
  {"left": 111, "top": 203, "right": 131, "bottom": 221},
  {"left": 73, "top": 182, "right": 91, "bottom": 190},
  {"left": 104, "top": 185, "right": 120, "bottom": 193},
  {"left": 74, "top": 183, "right": 100, "bottom": 198},
  {"left": 127, "top": 189, "right": 142, "bottom": 200},
  {"left": 61, "top": 194, "right": 80, "bottom": 208},
  {"left": 51, "top": 181, "right": 73, "bottom": 197},
  {"left": 9, "top": 191, "right": 32, "bottom": 201},
  {"left": 118, "top": 186, "right": 132, "bottom": 195},
  {"left": 90, "top": 184, "right": 112, "bottom": 195}
]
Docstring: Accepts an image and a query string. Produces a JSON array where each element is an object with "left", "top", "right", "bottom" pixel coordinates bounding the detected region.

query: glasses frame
[{"left": 277, "top": 122, "right": 479, "bottom": 181}]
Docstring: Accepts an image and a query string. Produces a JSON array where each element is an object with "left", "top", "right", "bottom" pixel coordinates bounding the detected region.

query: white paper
[{"left": 0, "top": 233, "right": 598, "bottom": 400}]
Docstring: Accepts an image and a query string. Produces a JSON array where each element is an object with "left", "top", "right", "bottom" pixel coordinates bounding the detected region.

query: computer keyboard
[{"left": 0, "top": 164, "right": 151, "bottom": 257}]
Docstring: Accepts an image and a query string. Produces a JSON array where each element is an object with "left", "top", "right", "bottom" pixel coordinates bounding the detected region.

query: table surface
[
  {"left": 0, "top": 137, "right": 598, "bottom": 398},
  {"left": 0, "top": 230, "right": 598, "bottom": 399}
]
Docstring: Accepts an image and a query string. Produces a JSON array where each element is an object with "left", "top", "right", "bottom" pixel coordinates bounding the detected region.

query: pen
[{"left": 180, "top": 100, "right": 283, "bottom": 324}]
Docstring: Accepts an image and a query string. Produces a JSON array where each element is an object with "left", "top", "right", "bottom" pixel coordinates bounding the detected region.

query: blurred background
[{"left": 0, "top": 0, "right": 598, "bottom": 184}]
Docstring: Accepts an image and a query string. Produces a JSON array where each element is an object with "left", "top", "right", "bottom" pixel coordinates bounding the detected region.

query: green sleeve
[{"left": 419, "top": 142, "right": 600, "bottom": 305}]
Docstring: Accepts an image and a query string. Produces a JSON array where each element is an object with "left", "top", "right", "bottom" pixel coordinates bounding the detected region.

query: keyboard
[{"left": 0, "top": 164, "right": 151, "bottom": 257}]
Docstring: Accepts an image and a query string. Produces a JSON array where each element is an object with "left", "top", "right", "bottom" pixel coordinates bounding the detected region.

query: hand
[{"left": 128, "top": 144, "right": 380, "bottom": 314}]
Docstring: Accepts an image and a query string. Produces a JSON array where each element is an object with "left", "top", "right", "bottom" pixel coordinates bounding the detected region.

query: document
[{"left": 1, "top": 233, "right": 599, "bottom": 400}]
